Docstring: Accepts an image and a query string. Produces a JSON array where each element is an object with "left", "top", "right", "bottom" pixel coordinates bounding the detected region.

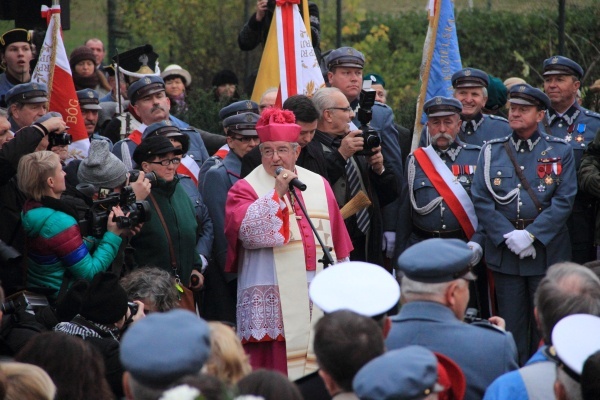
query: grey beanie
[{"left": 77, "top": 140, "right": 128, "bottom": 189}]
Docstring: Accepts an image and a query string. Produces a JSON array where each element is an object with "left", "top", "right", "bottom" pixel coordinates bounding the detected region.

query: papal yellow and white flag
[{"left": 251, "top": 0, "right": 324, "bottom": 106}]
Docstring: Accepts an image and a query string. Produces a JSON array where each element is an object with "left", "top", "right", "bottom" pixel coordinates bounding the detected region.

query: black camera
[
  {"left": 127, "top": 301, "right": 139, "bottom": 316},
  {"left": 355, "top": 82, "right": 381, "bottom": 156},
  {"left": 48, "top": 131, "right": 72, "bottom": 147},
  {"left": 1, "top": 291, "right": 49, "bottom": 315},
  {"left": 463, "top": 308, "right": 491, "bottom": 325},
  {"left": 80, "top": 186, "right": 151, "bottom": 238},
  {"left": 128, "top": 169, "right": 157, "bottom": 186}
]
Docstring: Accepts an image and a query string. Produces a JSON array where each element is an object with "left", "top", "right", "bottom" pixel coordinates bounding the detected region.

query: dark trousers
[{"left": 492, "top": 271, "right": 544, "bottom": 366}]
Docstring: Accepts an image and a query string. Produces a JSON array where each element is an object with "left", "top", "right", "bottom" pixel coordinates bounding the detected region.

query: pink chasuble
[{"left": 224, "top": 167, "right": 352, "bottom": 377}]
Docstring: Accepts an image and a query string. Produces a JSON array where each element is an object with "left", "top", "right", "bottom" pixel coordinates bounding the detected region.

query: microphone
[{"left": 275, "top": 167, "right": 307, "bottom": 191}]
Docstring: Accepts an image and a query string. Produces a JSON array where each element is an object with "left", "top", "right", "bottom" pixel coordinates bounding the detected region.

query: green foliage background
[{"left": 1, "top": 0, "right": 599, "bottom": 132}]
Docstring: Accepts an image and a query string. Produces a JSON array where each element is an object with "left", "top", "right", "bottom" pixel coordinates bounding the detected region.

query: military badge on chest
[
  {"left": 451, "top": 164, "right": 476, "bottom": 185},
  {"left": 565, "top": 123, "right": 586, "bottom": 143},
  {"left": 537, "top": 157, "right": 562, "bottom": 192}
]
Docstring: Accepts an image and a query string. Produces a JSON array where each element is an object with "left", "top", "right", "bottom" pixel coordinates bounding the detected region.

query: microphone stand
[{"left": 288, "top": 187, "right": 335, "bottom": 268}]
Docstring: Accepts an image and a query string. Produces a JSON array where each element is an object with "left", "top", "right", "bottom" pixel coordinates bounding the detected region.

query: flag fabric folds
[
  {"left": 32, "top": 4, "right": 89, "bottom": 160},
  {"left": 251, "top": 0, "right": 324, "bottom": 105},
  {"left": 412, "top": 0, "right": 462, "bottom": 149}
]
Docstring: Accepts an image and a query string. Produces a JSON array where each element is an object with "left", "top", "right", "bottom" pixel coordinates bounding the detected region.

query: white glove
[
  {"left": 503, "top": 230, "right": 533, "bottom": 255},
  {"left": 518, "top": 244, "right": 537, "bottom": 259},
  {"left": 467, "top": 241, "right": 483, "bottom": 266},
  {"left": 382, "top": 231, "right": 396, "bottom": 259}
]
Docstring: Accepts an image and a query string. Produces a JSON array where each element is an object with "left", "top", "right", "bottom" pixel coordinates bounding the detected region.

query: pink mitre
[{"left": 256, "top": 108, "right": 301, "bottom": 143}]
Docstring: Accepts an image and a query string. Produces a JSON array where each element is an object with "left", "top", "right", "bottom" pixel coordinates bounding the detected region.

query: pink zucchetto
[{"left": 256, "top": 107, "right": 301, "bottom": 143}]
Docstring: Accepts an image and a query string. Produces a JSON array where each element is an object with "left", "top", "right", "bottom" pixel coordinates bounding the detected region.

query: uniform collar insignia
[
  {"left": 436, "top": 142, "right": 461, "bottom": 162},
  {"left": 511, "top": 131, "right": 541, "bottom": 152}
]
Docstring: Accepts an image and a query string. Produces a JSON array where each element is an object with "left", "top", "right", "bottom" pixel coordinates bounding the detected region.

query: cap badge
[
  {"left": 246, "top": 101, "right": 252, "bottom": 109},
  {"left": 346, "top": 48, "right": 353, "bottom": 55},
  {"left": 245, "top": 114, "right": 253, "bottom": 122},
  {"left": 165, "top": 120, "right": 172, "bottom": 126},
  {"left": 435, "top": 97, "right": 442, "bottom": 104},
  {"left": 32, "top": 83, "right": 38, "bottom": 89},
  {"left": 519, "top": 85, "right": 526, "bottom": 92},
  {"left": 370, "top": 75, "right": 376, "bottom": 82},
  {"left": 139, "top": 54, "right": 149, "bottom": 66},
  {"left": 552, "top": 57, "right": 559, "bottom": 64},
  {"left": 464, "top": 69, "right": 472, "bottom": 76},
  {"left": 144, "top": 77, "right": 151, "bottom": 84},
  {"left": 87, "top": 90, "right": 94, "bottom": 98}
]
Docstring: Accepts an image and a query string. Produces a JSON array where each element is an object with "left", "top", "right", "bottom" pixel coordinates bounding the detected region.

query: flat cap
[
  {"left": 309, "top": 261, "right": 400, "bottom": 318},
  {"left": 543, "top": 55, "right": 584, "bottom": 79},
  {"left": 219, "top": 100, "right": 260, "bottom": 121},
  {"left": 127, "top": 75, "right": 165, "bottom": 105},
  {"left": 424, "top": 96, "right": 463, "bottom": 117},
  {"left": 353, "top": 346, "right": 442, "bottom": 400},
  {"left": 552, "top": 314, "right": 600, "bottom": 382},
  {"left": 5, "top": 82, "right": 48, "bottom": 105},
  {"left": 120, "top": 309, "right": 211, "bottom": 388},
  {"left": 143, "top": 120, "right": 190, "bottom": 153},
  {"left": 77, "top": 88, "right": 102, "bottom": 110},
  {"left": 0, "top": 28, "right": 31, "bottom": 50},
  {"left": 223, "top": 112, "right": 260, "bottom": 136},
  {"left": 397, "top": 238, "right": 475, "bottom": 283},
  {"left": 133, "top": 135, "right": 183, "bottom": 166},
  {"left": 326, "top": 47, "right": 365, "bottom": 70},
  {"left": 364, "top": 73, "right": 385, "bottom": 88},
  {"left": 508, "top": 83, "right": 551, "bottom": 110},
  {"left": 452, "top": 68, "right": 489, "bottom": 88}
]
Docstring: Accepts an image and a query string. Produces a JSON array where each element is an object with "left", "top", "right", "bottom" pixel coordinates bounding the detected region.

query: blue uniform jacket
[
  {"left": 419, "top": 113, "right": 512, "bottom": 147},
  {"left": 471, "top": 131, "right": 576, "bottom": 276},
  {"left": 484, "top": 346, "right": 554, "bottom": 400},
  {"left": 199, "top": 151, "right": 241, "bottom": 272},
  {"left": 386, "top": 301, "right": 518, "bottom": 400},
  {"left": 397, "top": 142, "right": 483, "bottom": 252}
]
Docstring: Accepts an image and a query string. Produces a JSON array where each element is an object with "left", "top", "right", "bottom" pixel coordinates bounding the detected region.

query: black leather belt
[
  {"left": 509, "top": 219, "right": 535, "bottom": 229},
  {"left": 412, "top": 224, "right": 466, "bottom": 240}
]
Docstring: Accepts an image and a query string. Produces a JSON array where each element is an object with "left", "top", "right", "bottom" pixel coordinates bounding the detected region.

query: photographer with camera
[
  {"left": 54, "top": 272, "right": 145, "bottom": 398},
  {"left": 312, "top": 87, "right": 397, "bottom": 266},
  {"left": 16, "top": 150, "right": 130, "bottom": 302}
]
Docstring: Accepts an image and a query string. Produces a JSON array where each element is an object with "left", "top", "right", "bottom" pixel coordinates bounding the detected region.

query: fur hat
[
  {"left": 80, "top": 272, "right": 129, "bottom": 325},
  {"left": 77, "top": 140, "right": 128, "bottom": 190},
  {"left": 211, "top": 69, "right": 238, "bottom": 87},
  {"left": 70, "top": 46, "right": 97, "bottom": 70}
]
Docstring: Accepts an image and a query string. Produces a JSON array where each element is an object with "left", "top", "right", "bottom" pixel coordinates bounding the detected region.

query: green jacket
[{"left": 130, "top": 178, "right": 201, "bottom": 285}]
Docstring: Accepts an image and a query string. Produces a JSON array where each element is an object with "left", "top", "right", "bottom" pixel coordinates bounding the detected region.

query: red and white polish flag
[{"left": 32, "top": 4, "right": 89, "bottom": 161}]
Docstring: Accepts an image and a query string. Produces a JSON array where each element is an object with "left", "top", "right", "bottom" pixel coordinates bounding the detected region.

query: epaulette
[
  {"left": 486, "top": 135, "right": 510, "bottom": 145},
  {"left": 582, "top": 109, "right": 600, "bottom": 120},
  {"left": 471, "top": 321, "right": 507, "bottom": 334},
  {"left": 461, "top": 143, "right": 482, "bottom": 151},
  {"left": 543, "top": 135, "right": 570, "bottom": 145},
  {"left": 488, "top": 114, "right": 509, "bottom": 123}
]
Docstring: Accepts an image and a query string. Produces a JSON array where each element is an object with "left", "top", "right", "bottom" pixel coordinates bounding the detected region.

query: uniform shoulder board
[
  {"left": 583, "top": 109, "right": 600, "bottom": 120},
  {"left": 543, "top": 135, "right": 570, "bottom": 145},
  {"left": 486, "top": 135, "right": 510, "bottom": 145},
  {"left": 471, "top": 320, "right": 507, "bottom": 333},
  {"left": 488, "top": 114, "right": 509, "bottom": 123},
  {"left": 462, "top": 143, "right": 482, "bottom": 151}
]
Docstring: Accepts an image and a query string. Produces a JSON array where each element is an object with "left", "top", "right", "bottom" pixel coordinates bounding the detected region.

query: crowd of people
[{"left": 0, "top": 1, "right": 600, "bottom": 398}]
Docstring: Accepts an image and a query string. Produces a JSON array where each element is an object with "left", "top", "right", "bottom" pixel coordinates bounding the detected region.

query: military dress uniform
[
  {"left": 472, "top": 84, "right": 577, "bottom": 365},
  {"left": 419, "top": 68, "right": 512, "bottom": 148},
  {"left": 539, "top": 56, "right": 600, "bottom": 263}
]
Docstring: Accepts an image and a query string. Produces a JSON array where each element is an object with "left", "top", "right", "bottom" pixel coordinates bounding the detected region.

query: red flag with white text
[{"left": 31, "top": 4, "right": 89, "bottom": 160}]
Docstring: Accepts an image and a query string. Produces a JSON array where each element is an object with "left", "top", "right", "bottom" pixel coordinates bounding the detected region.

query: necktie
[{"left": 346, "top": 158, "right": 370, "bottom": 235}]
